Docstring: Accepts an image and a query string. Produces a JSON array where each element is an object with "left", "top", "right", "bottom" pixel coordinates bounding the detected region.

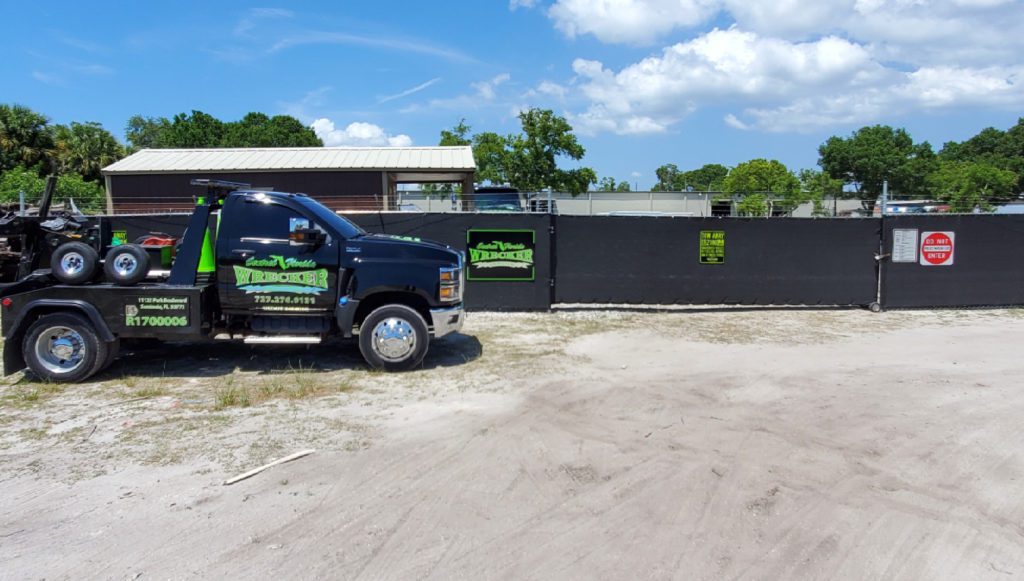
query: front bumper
[{"left": 430, "top": 305, "right": 464, "bottom": 338}]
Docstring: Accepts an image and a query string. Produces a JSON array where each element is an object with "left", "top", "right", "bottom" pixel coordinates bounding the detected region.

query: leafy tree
[
  {"left": 125, "top": 115, "right": 170, "bottom": 151},
  {"left": 940, "top": 118, "right": 1024, "bottom": 192},
  {"left": 723, "top": 159, "right": 802, "bottom": 216},
  {"left": 471, "top": 131, "right": 512, "bottom": 186},
  {"left": 818, "top": 125, "right": 937, "bottom": 204},
  {"left": 0, "top": 165, "right": 105, "bottom": 212},
  {"left": 53, "top": 122, "right": 124, "bottom": 182},
  {"left": 652, "top": 163, "right": 728, "bottom": 191},
  {"left": 505, "top": 108, "right": 595, "bottom": 195},
  {"left": 682, "top": 164, "right": 728, "bottom": 191},
  {"left": 597, "top": 176, "right": 631, "bottom": 191},
  {"left": 220, "top": 112, "right": 322, "bottom": 147},
  {"left": 439, "top": 119, "right": 472, "bottom": 147},
  {"left": 652, "top": 164, "right": 680, "bottom": 191},
  {"left": 0, "top": 104, "right": 55, "bottom": 173},
  {"left": 799, "top": 169, "right": 844, "bottom": 216},
  {"left": 435, "top": 111, "right": 596, "bottom": 195},
  {"left": 928, "top": 161, "right": 1017, "bottom": 212},
  {"left": 158, "top": 110, "right": 226, "bottom": 148},
  {"left": 125, "top": 110, "right": 322, "bottom": 149}
]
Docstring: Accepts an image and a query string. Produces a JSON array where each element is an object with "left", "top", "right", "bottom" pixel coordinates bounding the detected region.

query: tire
[
  {"left": 22, "top": 313, "right": 108, "bottom": 383},
  {"left": 104, "top": 244, "right": 150, "bottom": 286},
  {"left": 358, "top": 304, "right": 430, "bottom": 372},
  {"left": 50, "top": 242, "right": 99, "bottom": 285},
  {"left": 98, "top": 339, "right": 121, "bottom": 373}
]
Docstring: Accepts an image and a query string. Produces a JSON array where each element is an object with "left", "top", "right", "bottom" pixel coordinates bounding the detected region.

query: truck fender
[{"left": 3, "top": 300, "right": 117, "bottom": 377}]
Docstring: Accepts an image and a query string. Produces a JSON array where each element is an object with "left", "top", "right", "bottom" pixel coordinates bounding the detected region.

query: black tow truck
[{"left": 0, "top": 180, "right": 465, "bottom": 382}]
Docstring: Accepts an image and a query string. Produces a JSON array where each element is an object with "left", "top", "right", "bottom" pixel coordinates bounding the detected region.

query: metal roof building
[{"left": 101, "top": 146, "right": 476, "bottom": 212}]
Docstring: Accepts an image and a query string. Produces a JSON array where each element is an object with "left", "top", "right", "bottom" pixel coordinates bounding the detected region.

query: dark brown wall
[{"left": 109, "top": 171, "right": 384, "bottom": 212}]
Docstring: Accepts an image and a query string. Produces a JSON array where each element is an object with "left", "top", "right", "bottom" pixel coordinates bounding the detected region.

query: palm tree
[
  {"left": 0, "top": 104, "right": 56, "bottom": 172},
  {"left": 53, "top": 122, "right": 124, "bottom": 182}
]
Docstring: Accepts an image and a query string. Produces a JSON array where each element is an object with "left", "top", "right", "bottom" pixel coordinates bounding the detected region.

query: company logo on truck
[{"left": 233, "top": 255, "right": 329, "bottom": 294}]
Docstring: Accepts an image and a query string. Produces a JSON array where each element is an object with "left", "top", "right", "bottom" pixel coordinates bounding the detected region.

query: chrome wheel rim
[
  {"left": 34, "top": 326, "right": 87, "bottom": 375},
  {"left": 371, "top": 317, "right": 416, "bottom": 361},
  {"left": 60, "top": 252, "right": 86, "bottom": 276},
  {"left": 113, "top": 253, "right": 139, "bottom": 277}
]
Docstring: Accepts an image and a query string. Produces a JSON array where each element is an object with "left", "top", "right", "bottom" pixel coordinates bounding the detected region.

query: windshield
[
  {"left": 296, "top": 196, "right": 366, "bottom": 239},
  {"left": 475, "top": 193, "right": 522, "bottom": 212}
]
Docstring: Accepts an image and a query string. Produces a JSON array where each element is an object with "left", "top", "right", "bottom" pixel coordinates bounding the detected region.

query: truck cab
[{"left": 0, "top": 183, "right": 465, "bottom": 382}]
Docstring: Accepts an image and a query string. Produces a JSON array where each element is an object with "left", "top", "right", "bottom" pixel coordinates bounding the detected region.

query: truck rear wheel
[
  {"left": 50, "top": 242, "right": 99, "bottom": 285},
  {"left": 22, "top": 313, "right": 107, "bottom": 383},
  {"left": 104, "top": 244, "right": 150, "bottom": 286},
  {"left": 358, "top": 304, "right": 429, "bottom": 372}
]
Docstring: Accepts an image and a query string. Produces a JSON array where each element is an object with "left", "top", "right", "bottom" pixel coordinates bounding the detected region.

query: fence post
[
  {"left": 649, "top": 191, "right": 654, "bottom": 211},
  {"left": 588, "top": 192, "right": 593, "bottom": 215}
]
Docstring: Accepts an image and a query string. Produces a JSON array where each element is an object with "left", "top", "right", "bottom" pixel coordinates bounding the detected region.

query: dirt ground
[{"left": 1, "top": 307, "right": 1023, "bottom": 580}]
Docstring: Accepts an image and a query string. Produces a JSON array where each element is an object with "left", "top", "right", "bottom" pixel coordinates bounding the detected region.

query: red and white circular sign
[{"left": 919, "top": 231, "right": 955, "bottom": 266}]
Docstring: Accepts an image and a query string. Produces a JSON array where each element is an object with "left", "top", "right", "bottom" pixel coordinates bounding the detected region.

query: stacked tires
[{"left": 50, "top": 243, "right": 150, "bottom": 286}]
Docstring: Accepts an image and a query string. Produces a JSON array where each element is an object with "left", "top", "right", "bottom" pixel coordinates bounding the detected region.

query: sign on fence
[
  {"left": 920, "top": 231, "right": 955, "bottom": 266},
  {"left": 699, "top": 230, "right": 726, "bottom": 264},
  {"left": 891, "top": 229, "right": 918, "bottom": 263},
  {"left": 466, "top": 229, "right": 536, "bottom": 281}
]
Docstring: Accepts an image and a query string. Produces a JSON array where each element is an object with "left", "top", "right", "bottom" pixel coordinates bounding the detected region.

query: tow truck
[{"left": 0, "top": 180, "right": 465, "bottom": 382}]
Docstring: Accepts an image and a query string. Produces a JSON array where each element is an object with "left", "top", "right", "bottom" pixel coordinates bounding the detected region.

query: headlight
[{"left": 439, "top": 266, "right": 462, "bottom": 302}]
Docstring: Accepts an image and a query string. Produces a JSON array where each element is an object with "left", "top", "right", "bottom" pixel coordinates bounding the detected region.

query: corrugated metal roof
[{"left": 102, "top": 146, "right": 476, "bottom": 174}]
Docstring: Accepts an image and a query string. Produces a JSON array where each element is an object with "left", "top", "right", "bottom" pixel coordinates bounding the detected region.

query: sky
[{"left": 1, "top": 0, "right": 1022, "bottom": 189}]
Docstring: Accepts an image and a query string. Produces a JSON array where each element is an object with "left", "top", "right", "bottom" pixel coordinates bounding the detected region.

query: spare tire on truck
[
  {"left": 103, "top": 244, "right": 150, "bottom": 286},
  {"left": 50, "top": 242, "right": 99, "bottom": 285}
]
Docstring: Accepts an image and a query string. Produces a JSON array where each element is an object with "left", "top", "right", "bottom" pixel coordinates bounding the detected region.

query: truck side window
[{"left": 234, "top": 201, "right": 325, "bottom": 243}]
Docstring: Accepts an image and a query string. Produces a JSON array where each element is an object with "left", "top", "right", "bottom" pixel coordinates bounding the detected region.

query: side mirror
[
  {"left": 288, "top": 217, "right": 325, "bottom": 245},
  {"left": 289, "top": 226, "right": 326, "bottom": 246}
]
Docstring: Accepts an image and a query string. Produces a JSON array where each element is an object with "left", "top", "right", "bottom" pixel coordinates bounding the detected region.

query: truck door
[{"left": 216, "top": 195, "right": 339, "bottom": 314}]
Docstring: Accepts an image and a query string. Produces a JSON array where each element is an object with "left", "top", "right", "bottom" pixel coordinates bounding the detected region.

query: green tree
[
  {"left": 125, "top": 115, "right": 170, "bottom": 151},
  {"left": 505, "top": 108, "right": 596, "bottom": 195},
  {"left": 799, "top": 169, "right": 844, "bottom": 216},
  {"left": 53, "top": 122, "right": 124, "bottom": 182},
  {"left": 818, "top": 125, "right": 937, "bottom": 204},
  {"left": 597, "top": 176, "right": 631, "bottom": 191},
  {"left": 0, "top": 104, "right": 55, "bottom": 173},
  {"left": 0, "top": 165, "right": 105, "bottom": 212},
  {"left": 439, "top": 119, "right": 472, "bottom": 147},
  {"left": 928, "top": 161, "right": 1017, "bottom": 212},
  {"left": 652, "top": 163, "right": 680, "bottom": 191},
  {"left": 940, "top": 118, "right": 1024, "bottom": 192},
  {"left": 220, "top": 112, "right": 322, "bottom": 147},
  {"left": 723, "top": 159, "right": 802, "bottom": 216},
  {"left": 682, "top": 164, "right": 729, "bottom": 191},
  {"left": 157, "top": 110, "right": 226, "bottom": 148},
  {"left": 470, "top": 131, "right": 512, "bottom": 185}
]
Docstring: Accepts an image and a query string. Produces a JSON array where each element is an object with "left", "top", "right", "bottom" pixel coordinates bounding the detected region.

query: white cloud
[
  {"left": 404, "top": 73, "right": 512, "bottom": 112},
  {"left": 548, "top": 0, "right": 720, "bottom": 45},
  {"left": 472, "top": 73, "right": 511, "bottom": 100},
  {"left": 311, "top": 119, "right": 413, "bottom": 147},
  {"left": 569, "top": 29, "right": 879, "bottom": 134},
  {"left": 509, "top": 0, "right": 540, "bottom": 8}
]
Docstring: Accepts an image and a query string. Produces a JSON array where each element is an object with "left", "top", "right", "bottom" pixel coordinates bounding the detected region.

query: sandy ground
[{"left": 1, "top": 307, "right": 1023, "bottom": 580}]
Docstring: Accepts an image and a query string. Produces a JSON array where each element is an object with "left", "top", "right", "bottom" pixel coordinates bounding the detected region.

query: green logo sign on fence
[
  {"left": 699, "top": 230, "right": 725, "bottom": 264},
  {"left": 466, "top": 229, "right": 535, "bottom": 281}
]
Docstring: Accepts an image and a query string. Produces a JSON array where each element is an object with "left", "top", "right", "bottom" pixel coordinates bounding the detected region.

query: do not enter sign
[{"left": 919, "top": 231, "right": 955, "bottom": 266}]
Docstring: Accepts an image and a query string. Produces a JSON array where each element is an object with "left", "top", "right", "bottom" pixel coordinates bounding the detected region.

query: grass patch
[
  {"left": 0, "top": 379, "right": 66, "bottom": 409},
  {"left": 212, "top": 362, "right": 355, "bottom": 410}
]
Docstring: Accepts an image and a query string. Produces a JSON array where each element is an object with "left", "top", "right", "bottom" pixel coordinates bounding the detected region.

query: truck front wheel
[
  {"left": 358, "top": 305, "right": 429, "bottom": 372},
  {"left": 22, "top": 313, "right": 107, "bottom": 383}
]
